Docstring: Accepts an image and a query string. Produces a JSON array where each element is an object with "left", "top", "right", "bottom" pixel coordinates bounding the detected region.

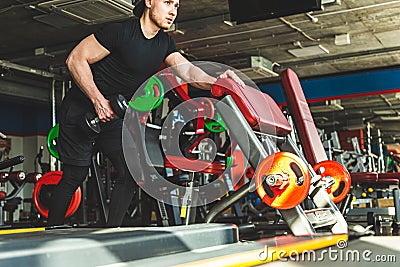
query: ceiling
[{"left": 1, "top": 0, "right": 400, "bottom": 145}]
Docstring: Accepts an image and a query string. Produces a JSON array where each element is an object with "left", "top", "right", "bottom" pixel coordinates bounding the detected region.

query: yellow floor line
[
  {"left": 172, "top": 234, "right": 348, "bottom": 267},
  {"left": 0, "top": 227, "right": 46, "bottom": 235}
]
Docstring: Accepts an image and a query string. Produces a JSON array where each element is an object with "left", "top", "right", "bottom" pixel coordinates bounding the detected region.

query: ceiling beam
[{"left": 0, "top": 79, "right": 50, "bottom": 102}]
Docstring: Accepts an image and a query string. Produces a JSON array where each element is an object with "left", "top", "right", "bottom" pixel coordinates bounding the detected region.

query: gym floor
[{"left": 0, "top": 223, "right": 398, "bottom": 266}]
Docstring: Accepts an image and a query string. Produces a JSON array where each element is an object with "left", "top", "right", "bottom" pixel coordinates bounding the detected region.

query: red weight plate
[{"left": 33, "top": 171, "right": 81, "bottom": 218}]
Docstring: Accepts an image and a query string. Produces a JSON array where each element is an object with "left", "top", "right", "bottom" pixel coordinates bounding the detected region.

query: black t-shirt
[
  {"left": 93, "top": 18, "right": 178, "bottom": 100},
  {"left": 67, "top": 18, "right": 178, "bottom": 105}
]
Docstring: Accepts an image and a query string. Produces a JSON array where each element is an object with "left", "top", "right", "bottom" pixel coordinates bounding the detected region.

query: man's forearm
[
  {"left": 67, "top": 56, "right": 105, "bottom": 104},
  {"left": 188, "top": 65, "right": 217, "bottom": 90}
]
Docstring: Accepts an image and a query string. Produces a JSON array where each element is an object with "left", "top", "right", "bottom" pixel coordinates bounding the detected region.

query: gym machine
[
  {"left": 0, "top": 132, "right": 43, "bottom": 226},
  {"left": 120, "top": 67, "right": 351, "bottom": 236}
]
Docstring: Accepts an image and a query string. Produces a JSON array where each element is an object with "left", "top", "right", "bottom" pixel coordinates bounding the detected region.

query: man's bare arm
[
  {"left": 165, "top": 52, "right": 245, "bottom": 90},
  {"left": 165, "top": 52, "right": 216, "bottom": 90},
  {"left": 66, "top": 34, "right": 114, "bottom": 121}
]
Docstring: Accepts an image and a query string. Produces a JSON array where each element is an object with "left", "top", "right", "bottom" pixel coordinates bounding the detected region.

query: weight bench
[
  {"left": 280, "top": 69, "right": 352, "bottom": 202},
  {"left": 280, "top": 69, "right": 400, "bottom": 229},
  {"left": 279, "top": 68, "right": 350, "bottom": 233},
  {"left": 378, "top": 172, "right": 400, "bottom": 183},
  {"left": 205, "top": 77, "right": 348, "bottom": 235}
]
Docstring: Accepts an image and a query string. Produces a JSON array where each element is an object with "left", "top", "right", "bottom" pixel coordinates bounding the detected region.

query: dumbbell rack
[{"left": 0, "top": 155, "right": 26, "bottom": 226}]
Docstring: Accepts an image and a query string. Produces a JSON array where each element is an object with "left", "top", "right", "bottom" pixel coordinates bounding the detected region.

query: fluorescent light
[
  {"left": 310, "top": 103, "right": 344, "bottom": 113},
  {"left": 306, "top": 12, "right": 318, "bottom": 23},
  {"left": 372, "top": 116, "right": 400, "bottom": 122},
  {"left": 335, "top": 33, "right": 350, "bottom": 46},
  {"left": 223, "top": 20, "right": 234, "bottom": 26},
  {"left": 373, "top": 110, "right": 397, "bottom": 116},
  {"left": 288, "top": 45, "right": 329, "bottom": 58}
]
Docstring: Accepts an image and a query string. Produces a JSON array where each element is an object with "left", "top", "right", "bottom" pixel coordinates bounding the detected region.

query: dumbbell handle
[
  {"left": 93, "top": 95, "right": 128, "bottom": 122},
  {"left": 85, "top": 95, "right": 129, "bottom": 134},
  {"left": 0, "top": 155, "right": 25, "bottom": 170},
  {"left": 90, "top": 117, "right": 100, "bottom": 125}
]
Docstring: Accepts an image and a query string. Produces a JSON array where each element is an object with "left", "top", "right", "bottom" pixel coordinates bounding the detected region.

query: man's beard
[{"left": 149, "top": 10, "right": 170, "bottom": 30}]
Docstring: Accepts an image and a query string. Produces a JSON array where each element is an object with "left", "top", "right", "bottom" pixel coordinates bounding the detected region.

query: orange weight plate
[
  {"left": 255, "top": 152, "right": 310, "bottom": 209},
  {"left": 313, "top": 160, "right": 351, "bottom": 203}
]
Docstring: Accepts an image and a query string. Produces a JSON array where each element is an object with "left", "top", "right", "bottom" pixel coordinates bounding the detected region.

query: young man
[{"left": 47, "top": 0, "right": 243, "bottom": 227}]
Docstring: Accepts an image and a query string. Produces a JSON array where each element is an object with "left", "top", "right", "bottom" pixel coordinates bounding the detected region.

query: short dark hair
[{"left": 133, "top": 0, "right": 145, "bottom": 17}]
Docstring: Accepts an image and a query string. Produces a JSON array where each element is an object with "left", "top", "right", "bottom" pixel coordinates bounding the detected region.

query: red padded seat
[
  {"left": 350, "top": 172, "right": 378, "bottom": 184},
  {"left": 378, "top": 172, "right": 400, "bottom": 181},
  {"left": 164, "top": 155, "right": 225, "bottom": 174},
  {"left": 351, "top": 172, "right": 399, "bottom": 185},
  {"left": 211, "top": 79, "right": 292, "bottom": 137}
]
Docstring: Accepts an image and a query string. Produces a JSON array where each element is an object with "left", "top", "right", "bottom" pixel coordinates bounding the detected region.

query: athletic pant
[{"left": 47, "top": 150, "right": 138, "bottom": 227}]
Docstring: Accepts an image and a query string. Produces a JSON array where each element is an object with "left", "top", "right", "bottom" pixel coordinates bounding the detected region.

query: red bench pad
[
  {"left": 280, "top": 68, "right": 328, "bottom": 166},
  {"left": 211, "top": 79, "right": 291, "bottom": 137},
  {"left": 351, "top": 172, "right": 378, "bottom": 183}
]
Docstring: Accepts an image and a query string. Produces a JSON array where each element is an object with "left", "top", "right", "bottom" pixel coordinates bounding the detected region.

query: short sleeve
[
  {"left": 94, "top": 22, "right": 124, "bottom": 52},
  {"left": 165, "top": 35, "right": 179, "bottom": 59}
]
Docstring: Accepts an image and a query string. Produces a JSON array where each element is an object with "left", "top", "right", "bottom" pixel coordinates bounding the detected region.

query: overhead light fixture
[
  {"left": 314, "top": 116, "right": 329, "bottom": 122},
  {"left": 305, "top": 12, "right": 318, "bottom": 23},
  {"left": 223, "top": 20, "right": 235, "bottom": 26},
  {"left": 288, "top": 45, "right": 329, "bottom": 58},
  {"left": 372, "top": 110, "right": 397, "bottom": 116},
  {"left": 310, "top": 104, "right": 344, "bottom": 113},
  {"left": 343, "top": 125, "right": 368, "bottom": 131},
  {"left": 371, "top": 116, "right": 400, "bottom": 122},
  {"left": 335, "top": 33, "right": 350, "bottom": 46},
  {"left": 226, "top": 56, "right": 279, "bottom": 80},
  {"left": 310, "top": 100, "right": 343, "bottom": 113},
  {"left": 222, "top": 13, "right": 235, "bottom": 26},
  {"left": 322, "top": 0, "right": 341, "bottom": 5},
  {"left": 34, "top": 47, "right": 55, "bottom": 57},
  {"left": 319, "top": 121, "right": 340, "bottom": 126},
  {"left": 164, "top": 23, "right": 184, "bottom": 35},
  {"left": 174, "top": 29, "right": 185, "bottom": 35}
]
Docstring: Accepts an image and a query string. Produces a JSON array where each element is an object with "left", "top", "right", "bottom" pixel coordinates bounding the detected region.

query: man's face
[{"left": 148, "top": 0, "right": 179, "bottom": 30}]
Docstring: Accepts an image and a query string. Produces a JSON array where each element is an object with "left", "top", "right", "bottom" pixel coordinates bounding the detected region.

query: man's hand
[
  {"left": 93, "top": 98, "right": 115, "bottom": 122},
  {"left": 218, "top": 69, "right": 245, "bottom": 88}
]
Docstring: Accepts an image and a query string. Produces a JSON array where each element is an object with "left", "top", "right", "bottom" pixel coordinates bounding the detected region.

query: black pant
[
  {"left": 48, "top": 88, "right": 139, "bottom": 227},
  {"left": 47, "top": 150, "right": 138, "bottom": 227}
]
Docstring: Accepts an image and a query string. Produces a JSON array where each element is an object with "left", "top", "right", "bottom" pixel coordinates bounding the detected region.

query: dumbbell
[
  {"left": 26, "top": 172, "right": 42, "bottom": 183},
  {"left": 84, "top": 94, "right": 129, "bottom": 134},
  {"left": 0, "top": 172, "right": 8, "bottom": 183},
  {"left": 8, "top": 171, "right": 26, "bottom": 182},
  {"left": 84, "top": 76, "right": 165, "bottom": 134}
]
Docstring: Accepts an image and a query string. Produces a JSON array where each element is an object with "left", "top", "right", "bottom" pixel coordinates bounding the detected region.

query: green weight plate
[
  {"left": 204, "top": 113, "right": 227, "bottom": 133},
  {"left": 225, "top": 156, "right": 232, "bottom": 169},
  {"left": 47, "top": 124, "right": 59, "bottom": 159},
  {"left": 130, "top": 76, "right": 165, "bottom": 112}
]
